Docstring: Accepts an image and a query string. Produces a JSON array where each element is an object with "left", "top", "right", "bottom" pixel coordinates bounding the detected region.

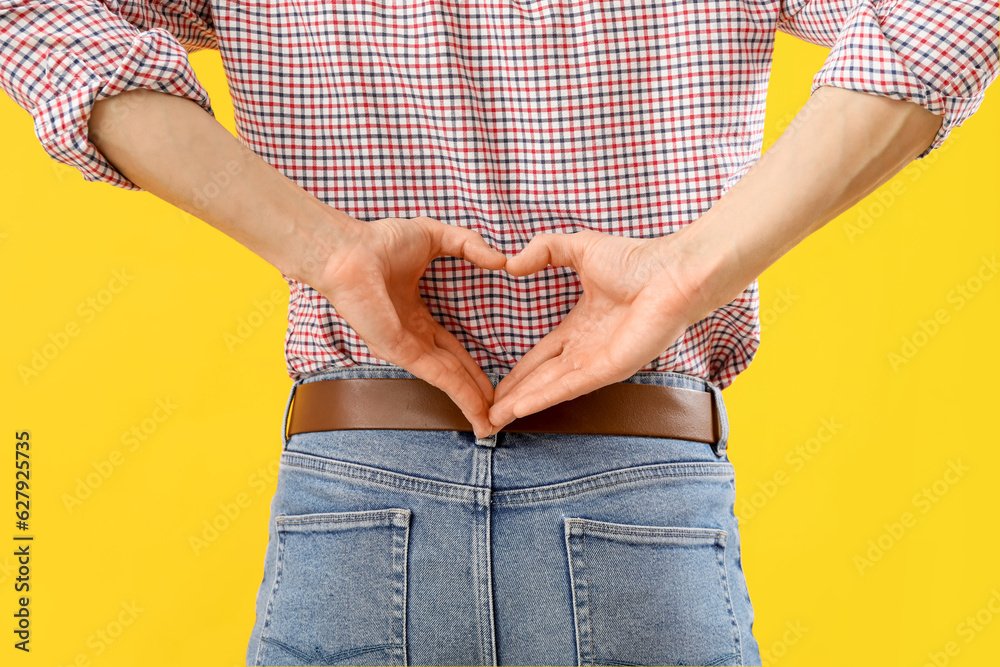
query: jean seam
[
  {"left": 281, "top": 452, "right": 481, "bottom": 500},
  {"left": 392, "top": 516, "right": 410, "bottom": 666},
  {"left": 716, "top": 538, "right": 743, "bottom": 665},
  {"left": 582, "top": 529, "right": 595, "bottom": 667},
  {"left": 283, "top": 453, "right": 733, "bottom": 506},
  {"left": 493, "top": 463, "right": 735, "bottom": 505},
  {"left": 254, "top": 528, "right": 286, "bottom": 666},
  {"left": 565, "top": 522, "right": 590, "bottom": 667}
]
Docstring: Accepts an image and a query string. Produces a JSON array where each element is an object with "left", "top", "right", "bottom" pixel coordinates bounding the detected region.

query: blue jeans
[{"left": 246, "top": 365, "right": 761, "bottom": 666}]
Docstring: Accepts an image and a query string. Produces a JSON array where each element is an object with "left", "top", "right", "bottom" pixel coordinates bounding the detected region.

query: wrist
[
  {"left": 649, "top": 217, "right": 750, "bottom": 322},
  {"left": 276, "top": 197, "right": 362, "bottom": 287}
]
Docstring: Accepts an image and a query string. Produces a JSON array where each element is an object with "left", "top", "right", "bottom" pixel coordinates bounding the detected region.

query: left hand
[{"left": 487, "top": 229, "right": 711, "bottom": 435}]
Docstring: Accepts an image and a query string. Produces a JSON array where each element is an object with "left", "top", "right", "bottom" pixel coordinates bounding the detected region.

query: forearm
[
  {"left": 664, "top": 85, "right": 944, "bottom": 318},
  {"left": 88, "top": 89, "right": 354, "bottom": 284}
]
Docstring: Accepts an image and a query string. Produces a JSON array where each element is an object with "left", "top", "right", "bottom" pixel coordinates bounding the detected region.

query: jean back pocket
[
  {"left": 254, "top": 509, "right": 411, "bottom": 666},
  {"left": 565, "top": 517, "right": 742, "bottom": 666}
]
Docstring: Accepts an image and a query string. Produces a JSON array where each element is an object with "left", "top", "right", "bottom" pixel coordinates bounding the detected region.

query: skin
[{"left": 88, "top": 84, "right": 942, "bottom": 439}]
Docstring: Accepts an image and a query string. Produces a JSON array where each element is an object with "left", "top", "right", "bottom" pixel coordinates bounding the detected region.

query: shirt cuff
[
  {"left": 31, "top": 27, "right": 214, "bottom": 191},
  {"left": 809, "top": 0, "right": 997, "bottom": 159}
]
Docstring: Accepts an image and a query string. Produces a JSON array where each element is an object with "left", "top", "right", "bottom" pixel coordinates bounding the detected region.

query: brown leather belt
[{"left": 286, "top": 378, "right": 718, "bottom": 443}]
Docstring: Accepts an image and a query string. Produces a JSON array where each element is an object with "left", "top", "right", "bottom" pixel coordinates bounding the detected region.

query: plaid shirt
[{"left": 3, "top": 1, "right": 996, "bottom": 387}]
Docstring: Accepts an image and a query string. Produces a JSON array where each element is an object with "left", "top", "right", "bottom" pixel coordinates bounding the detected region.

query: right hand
[{"left": 303, "top": 214, "right": 508, "bottom": 438}]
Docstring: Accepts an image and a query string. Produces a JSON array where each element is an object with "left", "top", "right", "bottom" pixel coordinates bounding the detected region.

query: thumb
[
  {"left": 425, "top": 218, "right": 508, "bottom": 271},
  {"left": 504, "top": 232, "right": 580, "bottom": 277}
]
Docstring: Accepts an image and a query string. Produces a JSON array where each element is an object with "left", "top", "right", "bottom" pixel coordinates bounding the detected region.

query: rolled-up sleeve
[
  {"left": 778, "top": 0, "right": 999, "bottom": 158},
  {"left": 0, "top": 1, "right": 217, "bottom": 190}
]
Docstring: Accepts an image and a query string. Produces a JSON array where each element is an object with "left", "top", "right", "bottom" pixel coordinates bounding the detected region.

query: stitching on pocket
[
  {"left": 276, "top": 509, "right": 410, "bottom": 527},
  {"left": 566, "top": 517, "right": 727, "bottom": 544},
  {"left": 261, "top": 636, "right": 400, "bottom": 665}
]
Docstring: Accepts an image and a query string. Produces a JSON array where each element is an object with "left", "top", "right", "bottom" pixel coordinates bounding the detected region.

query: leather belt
[{"left": 286, "top": 378, "right": 718, "bottom": 443}]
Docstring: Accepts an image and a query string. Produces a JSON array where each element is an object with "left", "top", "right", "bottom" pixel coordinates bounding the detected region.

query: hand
[
  {"left": 309, "top": 215, "right": 507, "bottom": 438},
  {"left": 487, "top": 229, "right": 711, "bottom": 435}
]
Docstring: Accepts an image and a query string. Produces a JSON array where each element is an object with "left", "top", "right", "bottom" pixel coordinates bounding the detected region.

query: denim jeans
[{"left": 246, "top": 365, "right": 761, "bottom": 666}]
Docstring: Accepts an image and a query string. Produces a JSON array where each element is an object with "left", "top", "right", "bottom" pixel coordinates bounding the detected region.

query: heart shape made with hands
[{"left": 317, "top": 216, "right": 702, "bottom": 440}]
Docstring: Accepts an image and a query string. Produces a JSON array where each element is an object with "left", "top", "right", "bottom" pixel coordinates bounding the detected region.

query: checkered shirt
[{"left": 3, "top": 1, "right": 997, "bottom": 387}]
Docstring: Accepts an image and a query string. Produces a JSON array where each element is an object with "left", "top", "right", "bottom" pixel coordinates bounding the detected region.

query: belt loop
[
  {"left": 708, "top": 381, "right": 729, "bottom": 457},
  {"left": 281, "top": 381, "right": 299, "bottom": 451}
]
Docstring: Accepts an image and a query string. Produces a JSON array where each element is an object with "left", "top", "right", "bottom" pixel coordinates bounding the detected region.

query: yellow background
[{"left": 2, "top": 31, "right": 998, "bottom": 667}]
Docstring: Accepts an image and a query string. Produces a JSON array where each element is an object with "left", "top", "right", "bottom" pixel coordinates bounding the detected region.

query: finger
[
  {"left": 491, "top": 352, "right": 583, "bottom": 428},
  {"left": 492, "top": 324, "right": 568, "bottom": 404},
  {"left": 430, "top": 317, "right": 495, "bottom": 404},
  {"left": 400, "top": 298, "right": 494, "bottom": 420},
  {"left": 423, "top": 217, "right": 508, "bottom": 271},
  {"left": 490, "top": 358, "right": 609, "bottom": 432},
  {"left": 509, "top": 368, "right": 597, "bottom": 420},
  {"left": 339, "top": 287, "right": 492, "bottom": 436},
  {"left": 428, "top": 358, "right": 493, "bottom": 438},
  {"left": 435, "top": 362, "right": 493, "bottom": 439},
  {"left": 404, "top": 336, "right": 494, "bottom": 438},
  {"left": 394, "top": 311, "right": 492, "bottom": 433},
  {"left": 504, "top": 231, "right": 590, "bottom": 277}
]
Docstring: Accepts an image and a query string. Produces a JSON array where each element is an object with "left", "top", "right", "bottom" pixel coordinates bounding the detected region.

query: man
[{"left": 2, "top": 1, "right": 996, "bottom": 665}]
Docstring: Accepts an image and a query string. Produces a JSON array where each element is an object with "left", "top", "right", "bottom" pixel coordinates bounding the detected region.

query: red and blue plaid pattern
[{"left": 3, "top": 1, "right": 996, "bottom": 387}]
